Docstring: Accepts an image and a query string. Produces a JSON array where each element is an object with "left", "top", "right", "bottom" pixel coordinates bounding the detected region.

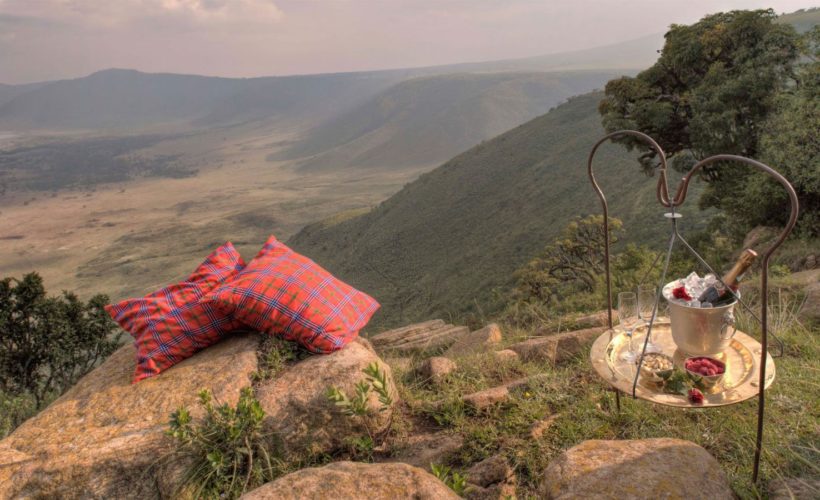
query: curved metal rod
[
  {"left": 670, "top": 154, "right": 799, "bottom": 483},
  {"left": 587, "top": 130, "right": 670, "bottom": 332}
]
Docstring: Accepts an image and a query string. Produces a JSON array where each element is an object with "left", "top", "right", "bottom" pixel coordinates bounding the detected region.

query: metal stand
[{"left": 586, "top": 130, "right": 799, "bottom": 484}]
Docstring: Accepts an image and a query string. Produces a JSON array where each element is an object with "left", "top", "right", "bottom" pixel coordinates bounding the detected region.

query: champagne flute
[
  {"left": 618, "top": 292, "right": 639, "bottom": 363},
  {"left": 638, "top": 285, "right": 662, "bottom": 353}
]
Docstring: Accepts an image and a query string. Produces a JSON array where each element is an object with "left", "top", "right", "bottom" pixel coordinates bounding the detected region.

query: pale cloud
[{"left": 0, "top": 0, "right": 817, "bottom": 84}]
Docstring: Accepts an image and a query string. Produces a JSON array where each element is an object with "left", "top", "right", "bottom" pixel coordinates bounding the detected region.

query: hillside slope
[
  {"left": 289, "top": 92, "right": 691, "bottom": 328},
  {"left": 274, "top": 70, "right": 627, "bottom": 171}
]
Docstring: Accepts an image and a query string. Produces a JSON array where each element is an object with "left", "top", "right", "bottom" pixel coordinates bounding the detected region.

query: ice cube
[
  {"left": 704, "top": 274, "right": 717, "bottom": 286},
  {"left": 689, "top": 300, "right": 701, "bottom": 308},
  {"left": 701, "top": 303, "right": 713, "bottom": 308}
]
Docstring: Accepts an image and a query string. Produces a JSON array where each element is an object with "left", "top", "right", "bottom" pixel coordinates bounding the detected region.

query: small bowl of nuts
[{"left": 639, "top": 353, "right": 675, "bottom": 384}]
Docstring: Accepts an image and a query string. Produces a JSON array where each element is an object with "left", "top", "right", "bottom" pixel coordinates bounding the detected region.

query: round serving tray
[{"left": 590, "top": 319, "right": 775, "bottom": 408}]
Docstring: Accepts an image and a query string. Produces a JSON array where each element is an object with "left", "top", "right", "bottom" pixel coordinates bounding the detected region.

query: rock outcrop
[
  {"left": 255, "top": 340, "right": 397, "bottom": 457},
  {"left": 0, "top": 333, "right": 260, "bottom": 499},
  {"left": 508, "top": 326, "right": 606, "bottom": 364},
  {"left": 370, "top": 320, "right": 470, "bottom": 353},
  {"left": 0, "top": 332, "right": 399, "bottom": 498},
  {"left": 538, "top": 438, "right": 733, "bottom": 499},
  {"left": 444, "top": 323, "right": 502, "bottom": 357},
  {"left": 240, "top": 461, "right": 460, "bottom": 499}
]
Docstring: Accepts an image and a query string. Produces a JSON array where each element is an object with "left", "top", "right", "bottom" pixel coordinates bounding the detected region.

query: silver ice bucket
[{"left": 664, "top": 281, "right": 738, "bottom": 356}]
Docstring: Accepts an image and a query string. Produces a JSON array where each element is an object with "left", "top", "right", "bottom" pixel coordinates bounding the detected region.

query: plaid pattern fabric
[
  {"left": 204, "top": 235, "right": 380, "bottom": 353},
  {"left": 105, "top": 242, "right": 246, "bottom": 383}
]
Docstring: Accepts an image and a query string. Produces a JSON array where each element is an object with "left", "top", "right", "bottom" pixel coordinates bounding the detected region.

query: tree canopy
[
  {"left": 598, "top": 9, "right": 817, "bottom": 235},
  {"left": 0, "top": 273, "right": 119, "bottom": 408}
]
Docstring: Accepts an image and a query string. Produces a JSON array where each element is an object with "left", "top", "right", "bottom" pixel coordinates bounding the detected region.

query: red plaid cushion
[
  {"left": 105, "top": 242, "right": 246, "bottom": 383},
  {"left": 203, "top": 235, "right": 379, "bottom": 353}
]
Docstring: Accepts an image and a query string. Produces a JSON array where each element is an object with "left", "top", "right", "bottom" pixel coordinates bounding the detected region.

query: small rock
[
  {"left": 508, "top": 326, "right": 606, "bottom": 363},
  {"left": 492, "top": 349, "right": 519, "bottom": 363},
  {"left": 385, "top": 432, "right": 464, "bottom": 468},
  {"left": 538, "top": 438, "right": 733, "bottom": 499},
  {"left": 467, "top": 455, "right": 514, "bottom": 487},
  {"left": 805, "top": 254, "right": 817, "bottom": 269},
  {"left": 444, "top": 323, "right": 502, "bottom": 357},
  {"left": 241, "top": 461, "right": 460, "bottom": 499},
  {"left": 503, "top": 373, "right": 550, "bottom": 391},
  {"left": 768, "top": 476, "right": 820, "bottom": 499},
  {"left": 465, "top": 481, "right": 517, "bottom": 500},
  {"left": 463, "top": 386, "right": 509, "bottom": 410},
  {"left": 529, "top": 414, "right": 559, "bottom": 439},
  {"left": 417, "top": 356, "right": 457, "bottom": 384}
]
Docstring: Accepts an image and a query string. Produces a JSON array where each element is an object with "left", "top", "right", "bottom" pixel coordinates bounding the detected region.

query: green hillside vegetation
[
  {"left": 273, "top": 70, "right": 628, "bottom": 171},
  {"left": 289, "top": 92, "right": 708, "bottom": 329},
  {"left": 777, "top": 7, "right": 820, "bottom": 32}
]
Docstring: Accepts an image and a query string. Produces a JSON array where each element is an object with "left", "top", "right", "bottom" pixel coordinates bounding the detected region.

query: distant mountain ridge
[{"left": 0, "top": 33, "right": 664, "bottom": 132}]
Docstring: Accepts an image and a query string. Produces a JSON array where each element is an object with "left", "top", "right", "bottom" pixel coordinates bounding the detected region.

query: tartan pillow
[
  {"left": 105, "top": 242, "right": 246, "bottom": 383},
  {"left": 203, "top": 235, "right": 379, "bottom": 353}
]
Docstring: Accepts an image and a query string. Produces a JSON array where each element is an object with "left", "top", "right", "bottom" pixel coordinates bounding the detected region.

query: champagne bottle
[{"left": 698, "top": 249, "right": 757, "bottom": 305}]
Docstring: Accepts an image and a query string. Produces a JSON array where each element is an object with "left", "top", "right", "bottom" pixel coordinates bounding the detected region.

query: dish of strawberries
[{"left": 685, "top": 356, "right": 725, "bottom": 377}]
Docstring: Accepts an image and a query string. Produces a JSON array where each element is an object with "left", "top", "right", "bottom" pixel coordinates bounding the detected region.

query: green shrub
[
  {"left": 326, "top": 362, "right": 394, "bottom": 459},
  {"left": 251, "top": 335, "right": 307, "bottom": 383},
  {"left": 167, "top": 387, "right": 286, "bottom": 499},
  {"left": 430, "top": 463, "right": 468, "bottom": 496},
  {"left": 0, "top": 272, "right": 119, "bottom": 410}
]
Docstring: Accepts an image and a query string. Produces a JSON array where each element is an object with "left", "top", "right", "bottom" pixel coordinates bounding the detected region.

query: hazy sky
[{"left": 1, "top": 0, "right": 817, "bottom": 84}]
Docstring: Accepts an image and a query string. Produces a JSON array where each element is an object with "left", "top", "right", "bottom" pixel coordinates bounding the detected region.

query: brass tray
[{"left": 590, "top": 319, "right": 775, "bottom": 407}]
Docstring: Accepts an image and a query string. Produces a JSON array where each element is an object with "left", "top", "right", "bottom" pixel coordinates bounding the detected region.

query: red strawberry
[{"left": 688, "top": 388, "right": 705, "bottom": 404}]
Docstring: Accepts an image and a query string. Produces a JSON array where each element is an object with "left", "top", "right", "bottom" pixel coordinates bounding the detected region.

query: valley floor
[{"left": 0, "top": 127, "right": 432, "bottom": 302}]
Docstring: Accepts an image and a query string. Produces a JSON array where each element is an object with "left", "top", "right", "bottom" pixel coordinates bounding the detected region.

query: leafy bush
[
  {"left": 167, "top": 387, "right": 286, "bottom": 499},
  {"left": 326, "top": 362, "right": 394, "bottom": 459},
  {"left": 0, "top": 272, "right": 119, "bottom": 409},
  {"left": 0, "top": 390, "right": 36, "bottom": 439}
]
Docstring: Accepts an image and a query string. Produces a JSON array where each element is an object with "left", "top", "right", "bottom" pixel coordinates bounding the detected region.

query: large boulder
[
  {"left": 241, "top": 461, "right": 459, "bottom": 499},
  {"left": 0, "top": 333, "right": 260, "bottom": 499},
  {"left": 255, "top": 340, "right": 397, "bottom": 457},
  {"left": 539, "top": 438, "right": 733, "bottom": 499}
]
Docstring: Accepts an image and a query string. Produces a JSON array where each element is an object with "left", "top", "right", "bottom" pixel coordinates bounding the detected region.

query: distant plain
[{"left": 0, "top": 127, "right": 432, "bottom": 302}]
